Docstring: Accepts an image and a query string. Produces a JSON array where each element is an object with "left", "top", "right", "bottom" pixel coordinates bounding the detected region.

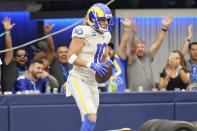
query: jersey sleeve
[
  {"left": 12, "top": 77, "right": 27, "bottom": 94},
  {"left": 72, "top": 26, "right": 89, "bottom": 39}
]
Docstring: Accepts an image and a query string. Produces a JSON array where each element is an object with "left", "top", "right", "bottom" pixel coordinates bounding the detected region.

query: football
[{"left": 95, "top": 63, "right": 112, "bottom": 83}]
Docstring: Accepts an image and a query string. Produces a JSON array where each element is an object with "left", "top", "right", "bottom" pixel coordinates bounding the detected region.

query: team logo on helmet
[{"left": 86, "top": 3, "right": 113, "bottom": 33}]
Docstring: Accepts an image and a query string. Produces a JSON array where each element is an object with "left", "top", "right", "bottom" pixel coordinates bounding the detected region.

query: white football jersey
[{"left": 69, "top": 25, "right": 111, "bottom": 82}]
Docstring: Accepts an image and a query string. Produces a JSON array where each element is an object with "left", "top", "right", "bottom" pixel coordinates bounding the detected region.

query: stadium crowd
[{"left": 0, "top": 12, "right": 196, "bottom": 94}]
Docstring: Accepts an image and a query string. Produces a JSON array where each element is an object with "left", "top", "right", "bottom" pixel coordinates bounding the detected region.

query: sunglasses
[{"left": 16, "top": 54, "right": 28, "bottom": 57}]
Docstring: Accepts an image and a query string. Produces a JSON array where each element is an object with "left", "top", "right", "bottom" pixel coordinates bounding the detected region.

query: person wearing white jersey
[{"left": 66, "top": 3, "right": 114, "bottom": 131}]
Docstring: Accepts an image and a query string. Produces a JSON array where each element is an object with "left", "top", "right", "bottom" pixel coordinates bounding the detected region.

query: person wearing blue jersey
[
  {"left": 180, "top": 25, "right": 197, "bottom": 91},
  {"left": 106, "top": 13, "right": 136, "bottom": 92},
  {"left": 12, "top": 59, "right": 58, "bottom": 94}
]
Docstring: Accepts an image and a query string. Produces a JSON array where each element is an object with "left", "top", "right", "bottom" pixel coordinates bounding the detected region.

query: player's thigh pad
[{"left": 68, "top": 75, "right": 98, "bottom": 116}]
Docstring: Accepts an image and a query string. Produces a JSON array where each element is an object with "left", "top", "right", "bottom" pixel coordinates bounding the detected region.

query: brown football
[{"left": 95, "top": 63, "right": 112, "bottom": 83}]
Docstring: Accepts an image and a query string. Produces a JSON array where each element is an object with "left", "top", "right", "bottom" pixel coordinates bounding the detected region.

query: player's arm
[
  {"left": 67, "top": 37, "right": 88, "bottom": 67},
  {"left": 181, "top": 24, "right": 192, "bottom": 56},
  {"left": 2, "top": 17, "right": 15, "bottom": 65},
  {"left": 67, "top": 37, "right": 109, "bottom": 77},
  {"left": 150, "top": 13, "right": 173, "bottom": 59}
]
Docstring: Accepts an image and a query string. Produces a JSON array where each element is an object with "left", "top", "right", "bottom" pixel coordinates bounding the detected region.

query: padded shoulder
[
  {"left": 72, "top": 25, "right": 93, "bottom": 39},
  {"left": 104, "top": 31, "right": 111, "bottom": 44}
]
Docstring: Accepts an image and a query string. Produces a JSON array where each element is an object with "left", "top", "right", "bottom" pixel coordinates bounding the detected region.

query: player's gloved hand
[
  {"left": 104, "top": 59, "right": 115, "bottom": 68},
  {"left": 89, "top": 63, "right": 109, "bottom": 77}
]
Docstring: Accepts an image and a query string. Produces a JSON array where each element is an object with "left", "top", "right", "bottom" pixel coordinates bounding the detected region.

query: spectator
[
  {"left": 31, "top": 41, "right": 48, "bottom": 59},
  {"left": 127, "top": 13, "right": 173, "bottom": 91},
  {"left": 186, "top": 42, "right": 197, "bottom": 90},
  {"left": 158, "top": 51, "right": 190, "bottom": 91},
  {"left": 31, "top": 23, "right": 57, "bottom": 73},
  {"left": 31, "top": 41, "right": 51, "bottom": 73},
  {"left": 180, "top": 25, "right": 197, "bottom": 90},
  {"left": 31, "top": 23, "right": 56, "bottom": 62},
  {"left": 43, "top": 22, "right": 71, "bottom": 92},
  {"left": 50, "top": 45, "right": 71, "bottom": 92},
  {"left": 1, "top": 17, "right": 28, "bottom": 92},
  {"left": 12, "top": 58, "right": 58, "bottom": 94},
  {"left": 106, "top": 13, "right": 136, "bottom": 92}
]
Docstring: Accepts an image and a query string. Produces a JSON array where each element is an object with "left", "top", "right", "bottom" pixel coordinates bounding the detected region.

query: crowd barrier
[{"left": 0, "top": 91, "right": 197, "bottom": 131}]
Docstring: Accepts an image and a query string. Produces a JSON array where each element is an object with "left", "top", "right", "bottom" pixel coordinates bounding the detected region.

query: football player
[{"left": 66, "top": 3, "right": 114, "bottom": 131}]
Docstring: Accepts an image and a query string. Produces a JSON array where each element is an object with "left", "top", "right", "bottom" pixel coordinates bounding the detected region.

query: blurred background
[
  {"left": 0, "top": 0, "right": 197, "bottom": 83},
  {"left": 1, "top": 1, "right": 197, "bottom": 131}
]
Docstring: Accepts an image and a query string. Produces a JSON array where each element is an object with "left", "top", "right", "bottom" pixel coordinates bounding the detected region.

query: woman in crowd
[{"left": 159, "top": 50, "right": 190, "bottom": 90}]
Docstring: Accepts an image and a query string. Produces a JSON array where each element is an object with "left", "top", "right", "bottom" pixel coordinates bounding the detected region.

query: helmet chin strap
[{"left": 98, "top": 24, "right": 108, "bottom": 33}]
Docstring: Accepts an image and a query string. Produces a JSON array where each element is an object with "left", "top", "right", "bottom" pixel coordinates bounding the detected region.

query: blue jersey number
[
  {"left": 74, "top": 28, "right": 83, "bottom": 35},
  {"left": 94, "top": 43, "right": 107, "bottom": 63}
]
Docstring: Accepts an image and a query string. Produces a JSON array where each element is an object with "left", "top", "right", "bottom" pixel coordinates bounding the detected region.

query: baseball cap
[{"left": 31, "top": 41, "right": 48, "bottom": 52}]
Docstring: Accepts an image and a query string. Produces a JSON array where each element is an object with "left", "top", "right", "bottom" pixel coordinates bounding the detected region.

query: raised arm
[
  {"left": 44, "top": 22, "right": 55, "bottom": 65},
  {"left": 150, "top": 13, "right": 173, "bottom": 59},
  {"left": 181, "top": 24, "right": 192, "bottom": 56},
  {"left": 128, "top": 20, "right": 137, "bottom": 64},
  {"left": 118, "top": 12, "right": 132, "bottom": 60},
  {"left": 2, "top": 17, "right": 15, "bottom": 65}
]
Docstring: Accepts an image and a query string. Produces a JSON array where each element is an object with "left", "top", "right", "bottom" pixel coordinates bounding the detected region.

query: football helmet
[{"left": 86, "top": 3, "right": 113, "bottom": 33}]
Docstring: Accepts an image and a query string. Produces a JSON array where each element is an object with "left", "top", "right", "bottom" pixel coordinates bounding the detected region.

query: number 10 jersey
[{"left": 69, "top": 25, "right": 111, "bottom": 83}]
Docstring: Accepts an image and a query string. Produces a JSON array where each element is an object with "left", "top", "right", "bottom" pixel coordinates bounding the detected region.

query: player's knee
[{"left": 88, "top": 114, "right": 97, "bottom": 122}]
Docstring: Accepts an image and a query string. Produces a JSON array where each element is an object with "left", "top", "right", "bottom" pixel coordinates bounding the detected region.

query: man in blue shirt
[
  {"left": 12, "top": 59, "right": 58, "bottom": 94},
  {"left": 106, "top": 13, "right": 137, "bottom": 92},
  {"left": 185, "top": 42, "right": 197, "bottom": 91}
]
